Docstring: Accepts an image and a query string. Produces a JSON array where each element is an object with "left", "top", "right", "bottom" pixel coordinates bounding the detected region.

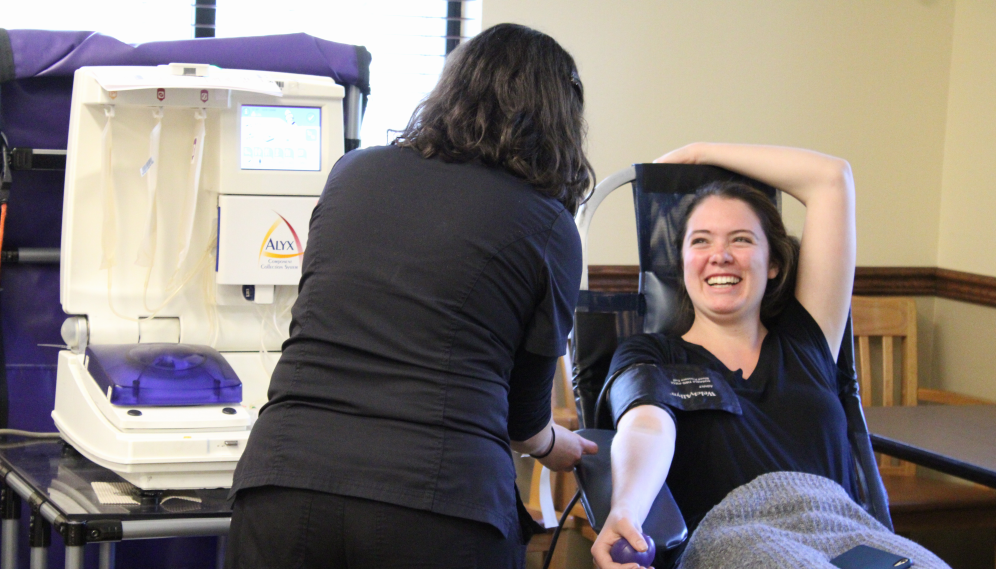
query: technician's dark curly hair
[
  {"left": 673, "top": 181, "right": 801, "bottom": 334},
  {"left": 393, "top": 23, "right": 594, "bottom": 214}
]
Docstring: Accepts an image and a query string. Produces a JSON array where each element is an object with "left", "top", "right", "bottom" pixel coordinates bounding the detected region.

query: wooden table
[{"left": 865, "top": 405, "right": 996, "bottom": 489}]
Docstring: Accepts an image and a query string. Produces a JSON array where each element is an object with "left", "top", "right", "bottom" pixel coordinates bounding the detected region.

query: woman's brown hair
[{"left": 393, "top": 23, "right": 594, "bottom": 213}]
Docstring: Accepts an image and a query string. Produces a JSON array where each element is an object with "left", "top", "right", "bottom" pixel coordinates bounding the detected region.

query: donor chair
[{"left": 567, "top": 164, "right": 893, "bottom": 567}]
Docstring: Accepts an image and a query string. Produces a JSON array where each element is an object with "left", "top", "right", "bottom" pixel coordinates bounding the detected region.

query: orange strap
[{"left": 0, "top": 202, "right": 8, "bottom": 279}]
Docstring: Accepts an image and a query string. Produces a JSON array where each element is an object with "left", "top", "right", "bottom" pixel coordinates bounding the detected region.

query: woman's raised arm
[{"left": 655, "top": 143, "right": 856, "bottom": 356}]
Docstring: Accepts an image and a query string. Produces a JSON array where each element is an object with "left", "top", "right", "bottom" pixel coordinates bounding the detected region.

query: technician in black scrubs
[{"left": 227, "top": 23, "right": 597, "bottom": 569}]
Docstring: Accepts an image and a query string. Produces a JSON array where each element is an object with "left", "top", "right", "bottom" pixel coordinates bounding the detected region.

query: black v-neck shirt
[
  {"left": 607, "top": 298, "right": 859, "bottom": 535},
  {"left": 231, "top": 145, "right": 581, "bottom": 537}
]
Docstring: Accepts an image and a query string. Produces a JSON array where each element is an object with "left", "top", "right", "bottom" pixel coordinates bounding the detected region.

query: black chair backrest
[
  {"left": 635, "top": 164, "right": 778, "bottom": 336},
  {"left": 573, "top": 291, "right": 642, "bottom": 429},
  {"left": 571, "top": 163, "right": 893, "bottom": 530}
]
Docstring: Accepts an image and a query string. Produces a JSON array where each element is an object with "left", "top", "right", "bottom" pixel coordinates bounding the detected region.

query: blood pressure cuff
[{"left": 608, "top": 363, "right": 743, "bottom": 427}]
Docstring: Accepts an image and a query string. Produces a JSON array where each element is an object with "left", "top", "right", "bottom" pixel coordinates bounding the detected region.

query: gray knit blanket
[{"left": 679, "top": 472, "right": 949, "bottom": 569}]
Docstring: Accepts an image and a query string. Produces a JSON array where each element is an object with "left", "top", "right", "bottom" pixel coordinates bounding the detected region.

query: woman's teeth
[{"left": 707, "top": 276, "right": 741, "bottom": 286}]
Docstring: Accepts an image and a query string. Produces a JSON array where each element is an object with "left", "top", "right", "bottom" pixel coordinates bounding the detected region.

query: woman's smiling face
[{"left": 682, "top": 196, "right": 779, "bottom": 324}]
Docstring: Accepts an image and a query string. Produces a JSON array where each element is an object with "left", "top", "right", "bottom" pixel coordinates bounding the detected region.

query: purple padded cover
[
  {"left": 4, "top": 29, "right": 368, "bottom": 91},
  {"left": 0, "top": 29, "right": 370, "bottom": 150}
]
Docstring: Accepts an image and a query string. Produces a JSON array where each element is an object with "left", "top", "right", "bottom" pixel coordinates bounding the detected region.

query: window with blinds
[{"left": 216, "top": 0, "right": 482, "bottom": 148}]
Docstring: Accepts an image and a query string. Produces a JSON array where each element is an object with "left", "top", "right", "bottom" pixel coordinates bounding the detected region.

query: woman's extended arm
[
  {"left": 655, "top": 143, "right": 856, "bottom": 356},
  {"left": 592, "top": 405, "right": 677, "bottom": 569}
]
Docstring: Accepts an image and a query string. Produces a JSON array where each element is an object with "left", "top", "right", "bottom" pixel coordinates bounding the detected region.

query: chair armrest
[{"left": 572, "top": 428, "right": 688, "bottom": 552}]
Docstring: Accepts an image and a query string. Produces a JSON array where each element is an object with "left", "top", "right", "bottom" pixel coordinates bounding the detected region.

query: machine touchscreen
[{"left": 240, "top": 105, "right": 322, "bottom": 171}]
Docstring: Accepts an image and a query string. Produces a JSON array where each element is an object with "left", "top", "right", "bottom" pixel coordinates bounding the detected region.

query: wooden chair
[
  {"left": 852, "top": 296, "right": 919, "bottom": 476},
  {"left": 851, "top": 296, "right": 996, "bottom": 532}
]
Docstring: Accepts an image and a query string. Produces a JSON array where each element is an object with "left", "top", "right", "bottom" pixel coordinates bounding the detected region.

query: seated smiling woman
[
  {"left": 595, "top": 143, "right": 853, "bottom": 567},
  {"left": 592, "top": 143, "right": 949, "bottom": 569}
]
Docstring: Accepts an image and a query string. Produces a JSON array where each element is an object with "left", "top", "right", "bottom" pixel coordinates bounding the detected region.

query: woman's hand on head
[
  {"left": 650, "top": 142, "right": 856, "bottom": 353},
  {"left": 535, "top": 424, "right": 599, "bottom": 472},
  {"left": 592, "top": 508, "right": 654, "bottom": 569},
  {"left": 653, "top": 143, "right": 707, "bottom": 165}
]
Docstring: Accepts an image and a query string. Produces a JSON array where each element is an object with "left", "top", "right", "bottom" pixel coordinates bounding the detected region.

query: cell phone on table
[{"left": 830, "top": 545, "right": 912, "bottom": 569}]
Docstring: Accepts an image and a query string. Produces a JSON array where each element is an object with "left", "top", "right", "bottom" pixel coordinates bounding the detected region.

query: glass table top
[{"left": 0, "top": 439, "right": 232, "bottom": 521}]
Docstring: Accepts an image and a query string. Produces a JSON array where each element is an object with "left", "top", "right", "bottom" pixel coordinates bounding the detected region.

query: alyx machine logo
[{"left": 258, "top": 213, "right": 304, "bottom": 269}]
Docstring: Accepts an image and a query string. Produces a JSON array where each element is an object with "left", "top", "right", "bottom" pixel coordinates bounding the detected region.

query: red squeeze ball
[{"left": 609, "top": 534, "right": 656, "bottom": 566}]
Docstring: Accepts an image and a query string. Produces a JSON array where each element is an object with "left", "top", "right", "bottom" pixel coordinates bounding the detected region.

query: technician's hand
[
  {"left": 592, "top": 508, "right": 654, "bottom": 569},
  {"left": 535, "top": 424, "right": 598, "bottom": 472}
]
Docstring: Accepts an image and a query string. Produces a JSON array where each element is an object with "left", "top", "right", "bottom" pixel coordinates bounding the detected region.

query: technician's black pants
[{"left": 226, "top": 486, "right": 526, "bottom": 569}]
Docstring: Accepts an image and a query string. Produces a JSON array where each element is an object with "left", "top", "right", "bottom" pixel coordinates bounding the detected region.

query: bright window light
[
  {"left": 217, "top": 0, "right": 466, "bottom": 148},
  {"left": 2, "top": 0, "right": 189, "bottom": 44},
  {"left": 5, "top": 0, "right": 479, "bottom": 150}
]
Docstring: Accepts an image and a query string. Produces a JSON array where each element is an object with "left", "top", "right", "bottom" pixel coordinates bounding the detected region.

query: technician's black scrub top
[{"left": 231, "top": 144, "right": 582, "bottom": 537}]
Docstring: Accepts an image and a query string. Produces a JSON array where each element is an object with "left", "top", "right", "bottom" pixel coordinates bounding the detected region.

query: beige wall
[
  {"left": 931, "top": 299, "right": 996, "bottom": 399},
  {"left": 938, "top": 0, "right": 996, "bottom": 277},
  {"left": 483, "top": 0, "right": 955, "bottom": 267},
  {"left": 914, "top": 296, "right": 937, "bottom": 389},
  {"left": 484, "top": 1, "right": 996, "bottom": 401},
  {"left": 932, "top": 1, "right": 996, "bottom": 397}
]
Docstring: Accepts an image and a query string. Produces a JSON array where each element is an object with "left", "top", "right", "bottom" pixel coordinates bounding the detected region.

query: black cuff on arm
[
  {"left": 507, "top": 349, "right": 558, "bottom": 441},
  {"left": 608, "top": 363, "right": 743, "bottom": 428},
  {"left": 608, "top": 364, "right": 676, "bottom": 428}
]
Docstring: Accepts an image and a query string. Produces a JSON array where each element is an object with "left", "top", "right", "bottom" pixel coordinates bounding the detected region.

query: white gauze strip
[
  {"left": 99, "top": 106, "right": 117, "bottom": 270},
  {"left": 177, "top": 108, "right": 207, "bottom": 268},
  {"left": 136, "top": 107, "right": 163, "bottom": 267}
]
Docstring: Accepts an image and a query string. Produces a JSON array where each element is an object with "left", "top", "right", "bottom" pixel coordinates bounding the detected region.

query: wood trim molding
[
  {"left": 586, "top": 265, "right": 639, "bottom": 292},
  {"left": 851, "top": 267, "right": 937, "bottom": 296},
  {"left": 587, "top": 265, "right": 996, "bottom": 308},
  {"left": 934, "top": 268, "right": 996, "bottom": 307}
]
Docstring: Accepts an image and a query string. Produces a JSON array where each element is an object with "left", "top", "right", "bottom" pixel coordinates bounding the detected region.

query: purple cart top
[
  {"left": 0, "top": 28, "right": 370, "bottom": 151},
  {"left": 0, "top": 29, "right": 370, "bottom": 94}
]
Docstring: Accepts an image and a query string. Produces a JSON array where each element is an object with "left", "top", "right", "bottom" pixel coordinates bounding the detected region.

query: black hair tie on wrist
[{"left": 531, "top": 425, "right": 556, "bottom": 459}]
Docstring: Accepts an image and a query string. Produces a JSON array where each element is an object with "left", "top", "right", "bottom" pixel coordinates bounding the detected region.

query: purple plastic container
[{"left": 85, "top": 344, "right": 242, "bottom": 406}]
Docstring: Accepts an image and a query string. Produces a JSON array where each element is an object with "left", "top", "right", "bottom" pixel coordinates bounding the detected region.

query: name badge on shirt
[{"left": 657, "top": 364, "right": 742, "bottom": 415}]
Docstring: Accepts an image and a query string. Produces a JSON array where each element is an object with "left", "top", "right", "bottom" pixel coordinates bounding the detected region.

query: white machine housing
[{"left": 54, "top": 65, "right": 343, "bottom": 489}]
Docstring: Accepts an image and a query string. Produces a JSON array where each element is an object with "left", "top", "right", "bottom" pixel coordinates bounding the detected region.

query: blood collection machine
[{"left": 52, "top": 64, "right": 343, "bottom": 489}]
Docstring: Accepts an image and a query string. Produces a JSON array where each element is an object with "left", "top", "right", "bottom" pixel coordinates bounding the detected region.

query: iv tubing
[
  {"left": 0, "top": 429, "right": 60, "bottom": 439},
  {"left": 107, "top": 244, "right": 213, "bottom": 323}
]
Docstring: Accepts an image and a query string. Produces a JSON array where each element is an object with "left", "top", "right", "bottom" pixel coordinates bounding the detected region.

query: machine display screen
[{"left": 240, "top": 105, "right": 321, "bottom": 171}]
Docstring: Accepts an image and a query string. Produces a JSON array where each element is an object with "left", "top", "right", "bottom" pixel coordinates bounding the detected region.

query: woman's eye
[
  {"left": 690, "top": 238, "right": 707, "bottom": 246},
  {"left": 733, "top": 236, "right": 753, "bottom": 244}
]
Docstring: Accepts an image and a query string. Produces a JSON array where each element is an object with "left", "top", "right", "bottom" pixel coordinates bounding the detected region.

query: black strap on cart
[{"left": 0, "top": 29, "right": 11, "bottom": 429}]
